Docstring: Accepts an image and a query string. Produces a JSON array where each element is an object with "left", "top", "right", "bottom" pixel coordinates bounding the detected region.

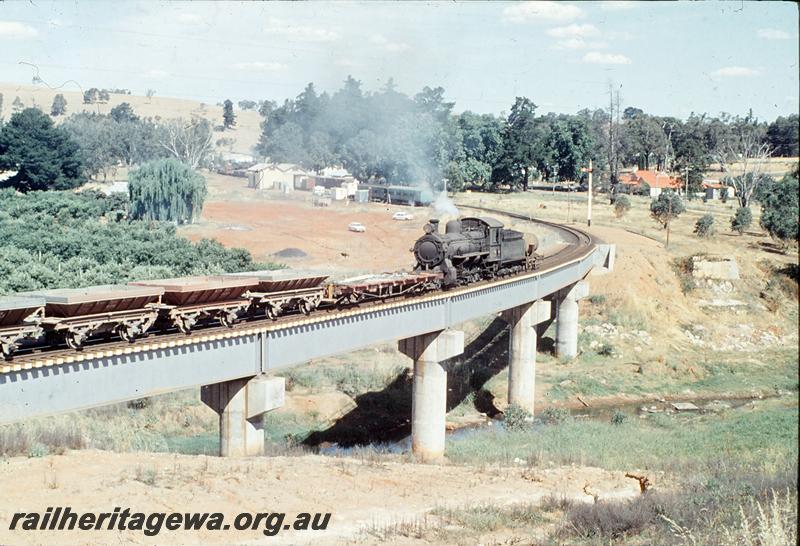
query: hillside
[{"left": 0, "top": 82, "right": 262, "bottom": 157}]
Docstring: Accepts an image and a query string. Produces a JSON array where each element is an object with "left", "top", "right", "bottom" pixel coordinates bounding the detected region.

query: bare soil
[
  {"left": 179, "top": 173, "right": 433, "bottom": 273},
  {"left": 0, "top": 450, "right": 642, "bottom": 545}
]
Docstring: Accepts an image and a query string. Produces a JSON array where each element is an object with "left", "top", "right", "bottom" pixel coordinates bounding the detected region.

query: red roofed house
[
  {"left": 702, "top": 179, "right": 736, "bottom": 201},
  {"left": 620, "top": 169, "right": 682, "bottom": 198}
]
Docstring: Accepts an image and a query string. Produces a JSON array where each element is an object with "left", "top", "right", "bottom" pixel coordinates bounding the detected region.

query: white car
[
  {"left": 348, "top": 222, "right": 366, "bottom": 233},
  {"left": 392, "top": 211, "right": 414, "bottom": 221}
]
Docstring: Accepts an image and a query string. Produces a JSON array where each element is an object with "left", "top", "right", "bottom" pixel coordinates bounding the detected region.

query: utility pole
[
  {"left": 582, "top": 159, "right": 593, "bottom": 227},
  {"left": 684, "top": 166, "right": 689, "bottom": 197}
]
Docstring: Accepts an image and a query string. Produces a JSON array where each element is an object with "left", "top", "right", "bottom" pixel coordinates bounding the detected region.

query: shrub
[
  {"left": 538, "top": 406, "right": 570, "bottom": 425},
  {"left": 694, "top": 214, "right": 715, "bottom": 238},
  {"left": 611, "top": 409, "right": 628, "bottom": 425},
  {"left": 613, "top": 195, "right": 631, "bottom": 218},
  {"left": 504, "top": 404, "right": 533, "bottom": 431},
  {"left": 597, "top": 343, "right": 615, "bottom": 357},
  {"left": 731, "top": 207, "right": 752, "bottom": 235}
]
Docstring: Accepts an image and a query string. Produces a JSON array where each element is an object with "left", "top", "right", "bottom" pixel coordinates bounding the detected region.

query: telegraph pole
[{"left": 581, "top": 160, "right": 593, "bottom": 227}]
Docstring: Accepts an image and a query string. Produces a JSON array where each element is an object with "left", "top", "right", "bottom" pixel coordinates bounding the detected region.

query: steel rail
[{"left": 1, "top": 215, "right": 595, "bottom": 373}]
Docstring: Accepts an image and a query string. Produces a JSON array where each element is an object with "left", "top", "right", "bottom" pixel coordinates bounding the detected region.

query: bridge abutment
[
  {"left": 555, "top": 281, "right": 589, "bottom": 360},
  {"left": 201, "top": 375, "right": 285, "bottom": 457},
  {"left": 399, "top": 329, "right": 464, "bottom": 461},
  {"left": 501, "top": 300, "right": 551, "bottom": 414}
]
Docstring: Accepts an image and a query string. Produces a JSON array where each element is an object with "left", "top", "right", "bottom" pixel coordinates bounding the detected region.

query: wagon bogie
[
  {"left": 163, "top": 300, "right": 252, "bottom": 333},
  {"left": 247, "top": 286, "right": 326, "bottom": 319},
  {"left": 43, "top": 307, "right": 162, "bottom": 349}
]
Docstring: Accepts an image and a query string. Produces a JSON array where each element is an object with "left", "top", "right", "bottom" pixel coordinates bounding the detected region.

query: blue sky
[{"left": 1, "top": 1, "right": 797, "bottom": 120}]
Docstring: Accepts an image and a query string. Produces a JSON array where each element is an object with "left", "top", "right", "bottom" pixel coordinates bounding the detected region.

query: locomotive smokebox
[{"left": 445, "top": 219, "right": 462, "bottom": 234}]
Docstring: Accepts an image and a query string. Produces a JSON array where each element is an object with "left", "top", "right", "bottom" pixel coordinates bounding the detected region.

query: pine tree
[
  {"left": 223, "top": 99, "right": 236, "bottom": 129},
  {"left": 0, "top": 108, "right": 84, "bottom": 191}
]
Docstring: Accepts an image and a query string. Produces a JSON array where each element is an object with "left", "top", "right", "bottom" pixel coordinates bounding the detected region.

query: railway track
[{"left": 1, "top": 214, "right": 594, "bottom": 373}]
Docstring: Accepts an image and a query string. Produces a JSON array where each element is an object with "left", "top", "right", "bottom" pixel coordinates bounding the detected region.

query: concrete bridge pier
[
  {"left": 399, "top": 329, "right": 465, "bottom": 461},
  {"left": 501, "top": 300, "right": 551, "bottom": 414},
  {"left": 201, "top": 375, "right": 285, "bottom": 457},
  {"left": 555, "top": 281, "right": 589, "bottom": 360}
]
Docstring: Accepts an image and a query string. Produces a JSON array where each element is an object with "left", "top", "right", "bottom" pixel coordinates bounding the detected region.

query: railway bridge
[{"left": 0, "top": 216, "right": 614, "bottom": 460}]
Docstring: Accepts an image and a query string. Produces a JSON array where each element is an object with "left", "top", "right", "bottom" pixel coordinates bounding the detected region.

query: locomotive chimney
[{"left": 429, "top": 219, "right": 440, "bottom": 233}]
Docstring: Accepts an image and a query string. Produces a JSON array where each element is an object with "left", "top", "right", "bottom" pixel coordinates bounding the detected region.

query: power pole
[{"left": 582, "top": 159, "right": 593, "bottom": 227}]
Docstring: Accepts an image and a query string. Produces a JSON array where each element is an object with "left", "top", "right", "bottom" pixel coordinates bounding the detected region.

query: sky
[{"left": 0, "top": 1, "right": 798, "bottom": 120}]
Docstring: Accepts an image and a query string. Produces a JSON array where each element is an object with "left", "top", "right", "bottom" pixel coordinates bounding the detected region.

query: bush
[
  {"left": 694, "top": 214, "right": 715, "bottom": 238},
  {"left": 538, "top": 406, "right": 570, "bottom": 425},
  {"left": 597, "top": 343, "right": 615, "bottom": 356},
  {"left": 731, "top": 207, "right": 752, "bottom": 235},
  {"left": 504, "top": 404, "right": 533, "bottom": 431},
  {"left": 611, "top": 409, "right": 628, "bottom": 425},
  {"left": 613, "top": 195, "right": 631, "bottom": 218}
]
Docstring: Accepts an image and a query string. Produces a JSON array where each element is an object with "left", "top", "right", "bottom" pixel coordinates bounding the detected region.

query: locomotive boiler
[{"left": 413, "top": 216, "right": 538, "bottom": 286}]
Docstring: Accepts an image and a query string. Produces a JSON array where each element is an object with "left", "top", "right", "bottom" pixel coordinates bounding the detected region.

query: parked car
[
  {"left": 392, "top": 211, "right": 414, "bottom": 221},
  {"left": 347, "top": 222, "right": 366, "bottom": 233}
]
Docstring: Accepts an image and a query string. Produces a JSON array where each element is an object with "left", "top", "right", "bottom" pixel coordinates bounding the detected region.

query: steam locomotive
[{"left": 413, "top": 217, "right": 538, "bottom": 286}]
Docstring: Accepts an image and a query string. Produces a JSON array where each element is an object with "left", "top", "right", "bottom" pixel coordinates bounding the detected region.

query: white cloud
[
  {"left": 600, "top": 1, "right": 637, "bottom": 10},
  {"left": 554, "top": 38, "right": 609, "bottom": 50},
  {"left": 582, "top": 52, "right": 631, "bottom": 65},
  {"left": 370, "top": 34, "right": 410, "bottom": 53},
  {"left": 232, "top": 61, "right": 287, "bottom": 71},
  {"left": 0, "top": 21, "right": 38, "bottom": 39},
  {"left": 546, "top": 23, "right": 599, "bottom": 38},
  {"left": 266, "top": 18, "right": 339, "bottom": 42},
  {"left": 503, "top": 1, "right": 584, "bottom": 24},
  {"left": 757, "top": 28, "right": 790, "bottom": 40},
  {"left": 711, "top": 66, "right": 759, "bottom": 77}
]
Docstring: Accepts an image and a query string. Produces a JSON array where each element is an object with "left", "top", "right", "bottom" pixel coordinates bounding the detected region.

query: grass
[{"left": 446, "top": 400, "right": 798, "bottom": 470}]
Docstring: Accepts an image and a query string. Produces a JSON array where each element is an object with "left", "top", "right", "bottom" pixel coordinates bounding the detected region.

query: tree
[
  {"left": 714, "top": 114, "right": 771, "bottom": 208},
  {"left": 50, "top": 94, "right": 68, "bottom": 116},
  {"left": 128, "top": 159, "right": 207, "bottom": 224},
  {"left": 223, "top": 99, "right": 236, "bottom": 129},
  {"left": 238, "top": 100, "right": 257, "bottom": 111},
  {"left": 12, "top": 96, "right": 24, "bottom": 112},
  {"left": 0, "top": 108, "right": 84, "bottom": 191},
  {"left": 766, "top": 114, "right": 799, "bottom": 157},
  {"left": 146, "top": 89, "right": 156, "bottom": 103},
  {"left": 650, "top": 190, "right": 684, "bottom": 248},
  {"left": 83, "top": 88, "right": 100, "bottom": 104},
  {"left": 650, "top": 190, "right": 685, "bottom": 229},
  {"left": 0, "top": 93, "right": 4, "bottom": 118},
  {"left": 61, "top": 113, "right": 123, "bottom": 181},
  {"left": 759, "top": 174, "right": 799, "bottom": 244},
  {"left": 98, "top": 89, "right": 110, "bottom": 103},
  {"left": 110, "top": 103, "right": 139, "bottom": 123},
  {"left": 730, "top": 207, "right": 752, "bottom": 235},
  {"left": 156, "top": 117, "right": 214, "bottom": 169},
  {"left": 500, "top": 97, "right": 541, "bottom": 190}
]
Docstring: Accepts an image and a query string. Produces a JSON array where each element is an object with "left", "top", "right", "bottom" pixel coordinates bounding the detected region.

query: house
[
  {"left": 702, "top": 179, "right": 735, "bottom": 200},
  {"left": 621, "top": 169, "right": 682, "bottom": 198},
  {"left": 247, "top": 163, "right": 310, "bottom": 190}
]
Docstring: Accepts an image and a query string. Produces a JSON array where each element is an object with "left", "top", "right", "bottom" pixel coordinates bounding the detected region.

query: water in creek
[{"left": 316, "top": 394, "right": 784, "bottom": 457}]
